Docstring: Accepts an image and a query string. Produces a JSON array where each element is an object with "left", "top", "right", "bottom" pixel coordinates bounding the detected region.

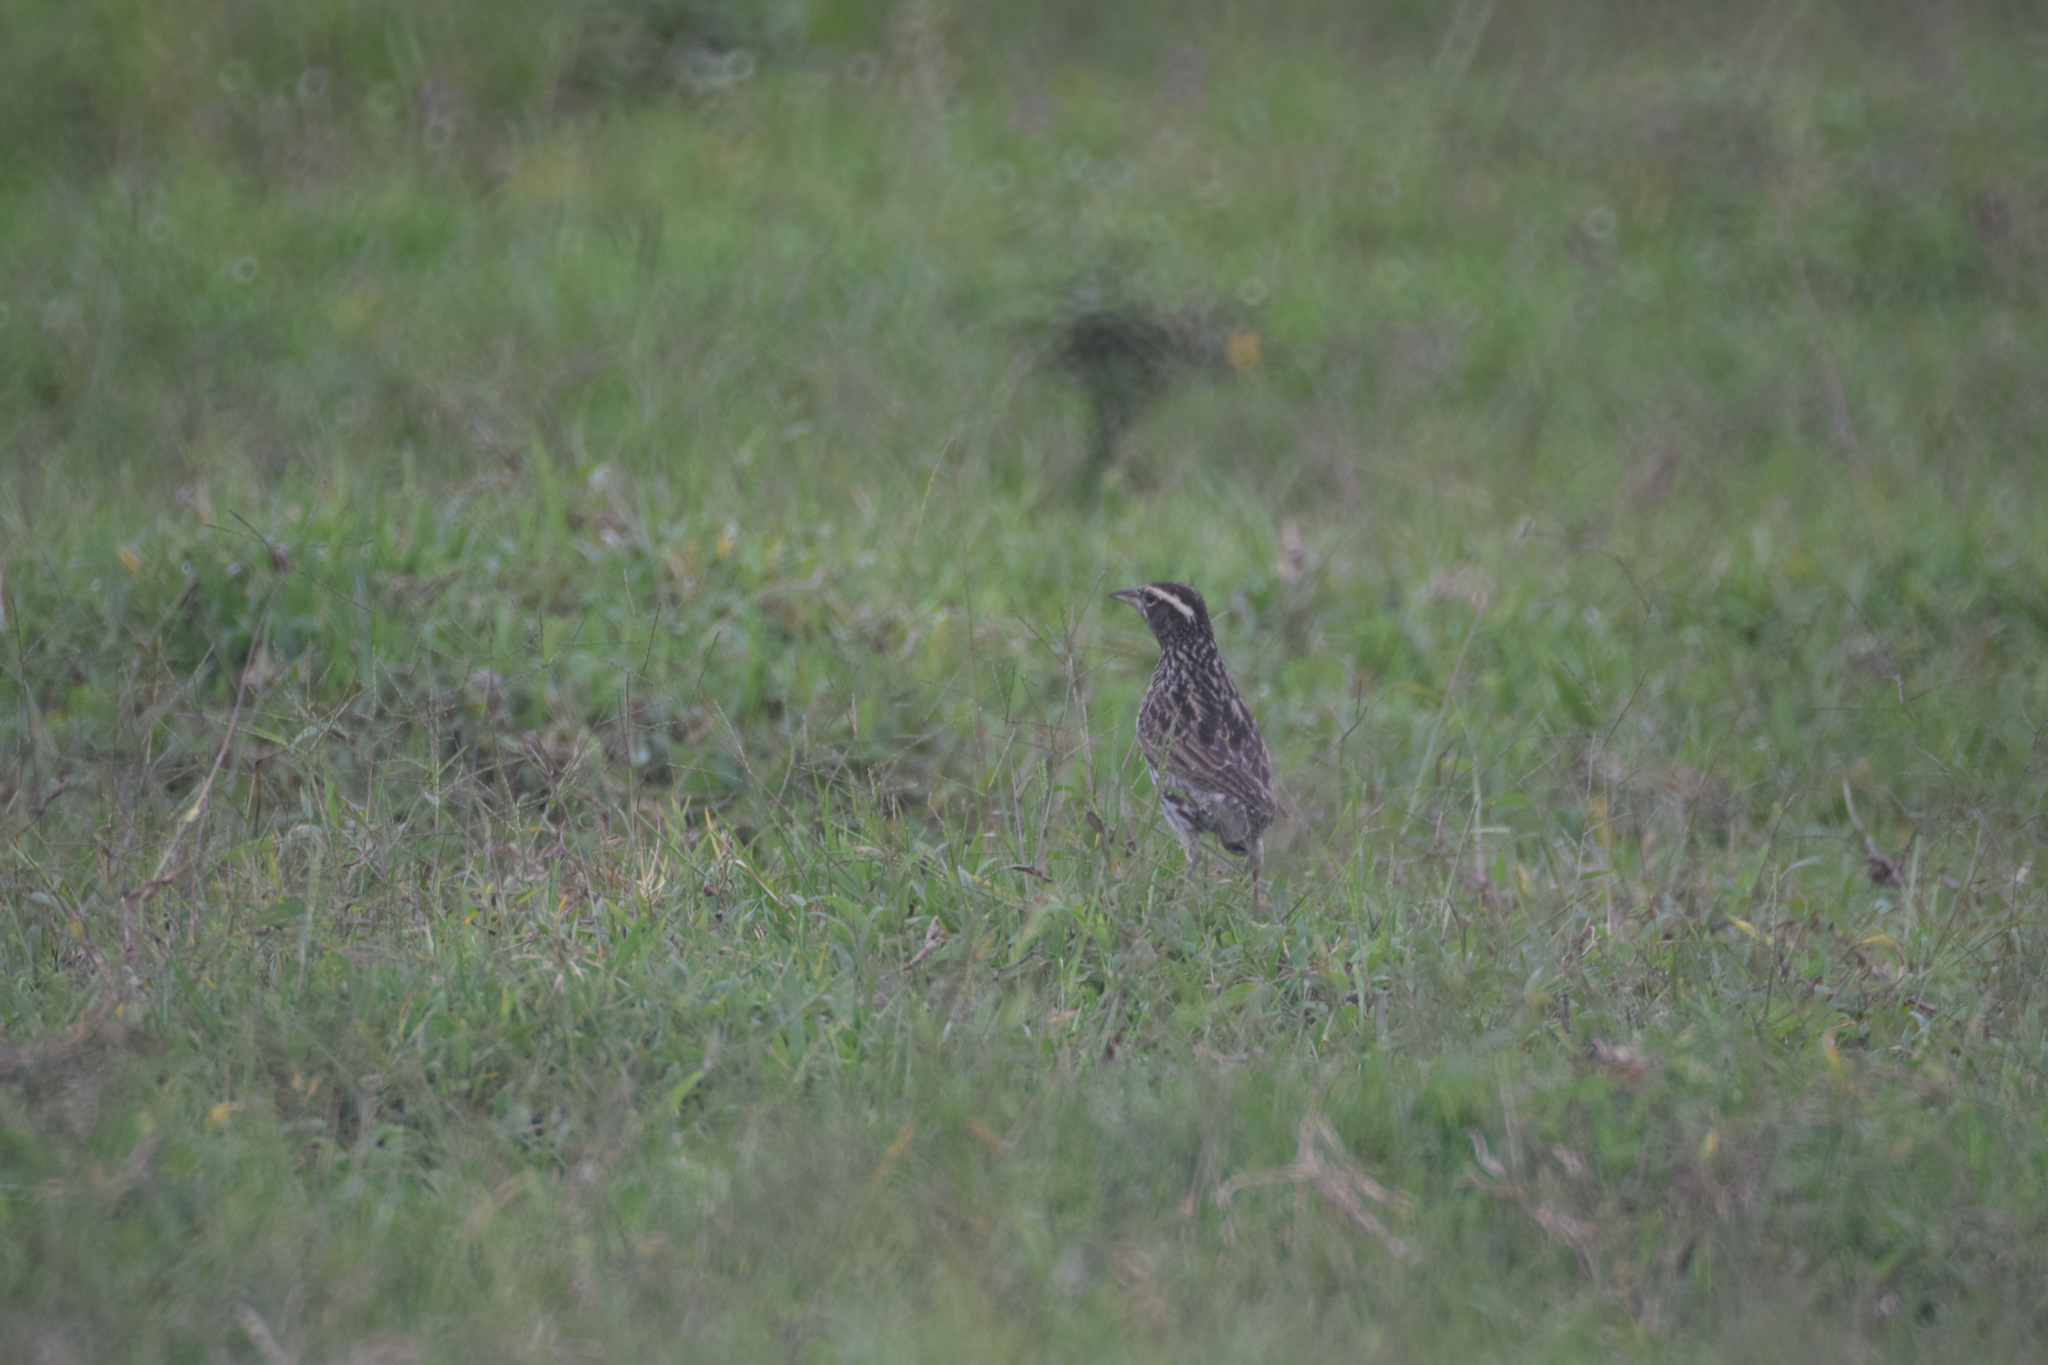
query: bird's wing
[{"left": 1156, "top": 686, "right": 1275, "bottom": 817}]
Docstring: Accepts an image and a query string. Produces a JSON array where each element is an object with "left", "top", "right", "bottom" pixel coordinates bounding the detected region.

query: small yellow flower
[{"left": 1225, "top": 330, "right": 1262, "bottom": 372}]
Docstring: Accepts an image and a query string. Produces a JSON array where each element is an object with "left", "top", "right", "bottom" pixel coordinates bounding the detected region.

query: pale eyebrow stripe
[{"left": 1147, "top": 586, "right": 1196, "bottom": 621}]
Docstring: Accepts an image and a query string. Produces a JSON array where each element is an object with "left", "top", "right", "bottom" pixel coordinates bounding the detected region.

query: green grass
[{"left": 6, "top": 2, "right": 2048, "bottom": 1359}]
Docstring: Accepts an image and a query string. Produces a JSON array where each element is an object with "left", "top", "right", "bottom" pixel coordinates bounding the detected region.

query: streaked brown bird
[{"left": 1110, "top": 581, "right": 1278, "bottom": 912}]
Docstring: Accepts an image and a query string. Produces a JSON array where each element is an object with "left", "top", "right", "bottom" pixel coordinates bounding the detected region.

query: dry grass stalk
[{"left": 1214, "top": 1114, "right": 1410, "bottom": 1257}]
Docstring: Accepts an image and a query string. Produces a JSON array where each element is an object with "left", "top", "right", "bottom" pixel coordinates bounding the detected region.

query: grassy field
[{"left": 6, "top": 1, "right": 2048, "bottom": 1359}]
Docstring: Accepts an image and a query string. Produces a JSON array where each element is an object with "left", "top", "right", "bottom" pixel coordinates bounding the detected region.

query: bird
[
  {"left": 1049, "top": 297, "right": 1256, "bottom": 500},
  {"left": 1109, "top": 581, "right": 1278, "bottom": 912}
]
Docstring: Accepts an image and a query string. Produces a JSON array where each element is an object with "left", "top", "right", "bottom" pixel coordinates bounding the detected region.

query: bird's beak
[{"left": 1108, "top": 587, "right": 1144, "bottom": 608}]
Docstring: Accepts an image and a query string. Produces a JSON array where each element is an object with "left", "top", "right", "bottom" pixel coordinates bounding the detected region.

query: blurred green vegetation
[{"left": 5, "top": 1, "right": 2048, "bottom": 1360}]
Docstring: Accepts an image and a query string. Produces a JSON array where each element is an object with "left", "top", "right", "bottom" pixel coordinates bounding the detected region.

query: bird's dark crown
[{"left": 1110, "top": 581, "right": 1216, "bottom": 649}]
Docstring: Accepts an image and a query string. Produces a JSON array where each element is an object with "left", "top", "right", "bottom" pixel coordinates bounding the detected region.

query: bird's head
[{"left": 1109, "top": 581, "right": 1215, "bottom": 650}]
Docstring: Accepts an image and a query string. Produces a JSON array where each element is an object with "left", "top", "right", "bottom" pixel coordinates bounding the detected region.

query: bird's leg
[
  {"left": 1165, "top": 807, "right": 1206, "bottom": 875},
  {"left": 1248, "top": 837, "right": 1265, "bottom": 917}
]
